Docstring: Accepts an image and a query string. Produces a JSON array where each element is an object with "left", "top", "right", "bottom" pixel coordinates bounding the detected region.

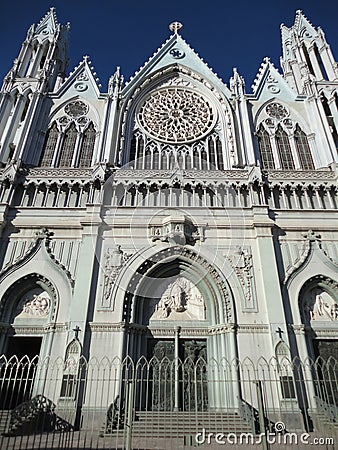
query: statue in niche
[
  {"left": 304, "top": 288, "right": 338, "bottom": 322},
  {"left": 151, "top": 277, "right": 205, "bottom": 321}
]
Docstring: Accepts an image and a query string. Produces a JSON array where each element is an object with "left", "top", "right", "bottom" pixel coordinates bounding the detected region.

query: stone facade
[{"left": 0, "top": 8, "right": 337, "bottom": 411}]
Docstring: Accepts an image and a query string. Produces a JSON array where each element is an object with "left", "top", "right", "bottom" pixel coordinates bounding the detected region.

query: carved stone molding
[
  {"left": 226, "top": 246, "right": 257, "bottom": 311},
  {"left": 149, "top": 215, "right": 203, "bottom": 246},
  {"left": 236, "top": 324, "right": 270, "bottom": 333},
  {"left": 125, "top": 245, "right": 233, "bottom": 324},
  {"left": 102, "top": 245, "right": 133, "bottom": 308},
  {"left": 0, "top": 227, "right": 75, "bottom": 289},
  {"left": 283, "top": 231, "right": 338, "bottom": 285},
  {"left": 88, "top": 323, "right": 126, "bottom": 332}
]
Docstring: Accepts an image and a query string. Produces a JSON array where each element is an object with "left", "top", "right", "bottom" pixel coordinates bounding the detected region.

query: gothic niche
[
  {"left": 303, "top": 288, "right": 338, "bottom": 323},
  {"left": 15, "top": 288, "right": 51, "bottom": 319},
  {"left": 150, "top": 277, "right": 206, "bottom": 321}
]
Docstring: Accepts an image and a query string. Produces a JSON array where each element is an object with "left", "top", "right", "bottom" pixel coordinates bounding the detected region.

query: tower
[
  {"left": 0, "top": 8, "right": 69, "bottom": 165},
  {"left": 281, "top": 10, "right": 338, "bottom": 150}
]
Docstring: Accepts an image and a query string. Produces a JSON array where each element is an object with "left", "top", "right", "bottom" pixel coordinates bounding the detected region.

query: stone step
[
  {"left": 102, "top": 411, "right": 253, "bottom": 438},
  {"left": 0, "top": 410, "right": 11, "bottom": 435}
]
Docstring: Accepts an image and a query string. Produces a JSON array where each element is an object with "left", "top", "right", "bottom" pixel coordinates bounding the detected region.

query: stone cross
[
  {"left": 73, "top": 325, "right": 81, "bottom": 339},
  {"left": 276, "top": 327, "right": 284, "bottom": 340}
]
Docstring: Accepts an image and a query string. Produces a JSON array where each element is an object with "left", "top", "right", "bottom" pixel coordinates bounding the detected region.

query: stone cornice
[{"left": 0, "top": 323, "right": 68, "bottom": 334}]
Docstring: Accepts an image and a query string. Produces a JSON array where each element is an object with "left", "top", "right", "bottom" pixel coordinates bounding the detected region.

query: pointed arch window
[
  {"left": 40, "top": 122, "right": 59, "bottom": 166},
  {"left": 257, "top": 124, "right": 275, "bottom": 169},
  {"left": 276, "top": 126, "right": 295, "bottom": 170},
  {"left": 294, "top": 125, "right": 314, "bottom": 170},
  {"left": 216, "top": 138, "right": 224, "bottom": 170},
  {"left": 275, "top": 341, "right": 296, "bottom": 399},
  {"left": 78, "top": 123, "right": 96, "bottom": 167},
  {"left": 60, "top": 339, "right": 81, "bottom": 398},
  {"left": 58, "top": 123, "right": 77, "bottom": 167}
]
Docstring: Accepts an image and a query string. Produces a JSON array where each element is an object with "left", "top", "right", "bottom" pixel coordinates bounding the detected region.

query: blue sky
[{"left": 0, "top": 1, "right": 337, "bottom": 91}]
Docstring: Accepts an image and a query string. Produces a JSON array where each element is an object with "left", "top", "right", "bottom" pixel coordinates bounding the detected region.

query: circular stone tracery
[
  {"left": 65, "top": 100, "right": 88, "bottom": 118},
  {"left": 265, "top": 102, "right": 288, "bottom": 120},
  {"left": 137, "top": 88, "right": 215, "bottom": 143}
]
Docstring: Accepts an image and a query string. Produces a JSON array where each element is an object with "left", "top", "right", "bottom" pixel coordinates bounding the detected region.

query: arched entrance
[
  {"left": 299, "top": 275, "right": 338, "bottom": 409},
  {"left": 0, "top": 274, "right": 57, "bottom": 409},
  {"left": 299, "top": 275, "right": 338, "bottom": 361},
  {"left": 120, "top": 245, "right": 238, "bottom": 411}
]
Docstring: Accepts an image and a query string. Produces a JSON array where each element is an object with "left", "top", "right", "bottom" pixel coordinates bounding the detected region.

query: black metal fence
[{"left": 0, "top": 355, "right": 337, "bottom": 449}]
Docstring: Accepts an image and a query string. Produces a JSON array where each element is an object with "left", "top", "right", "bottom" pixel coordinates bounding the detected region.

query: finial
[{"left": 169, "top": 21, "right": 183, "bottom": 34}]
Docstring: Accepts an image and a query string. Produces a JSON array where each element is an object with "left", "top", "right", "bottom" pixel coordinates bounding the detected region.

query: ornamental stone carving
[
  {"left": 226, "top": 246, "right": 257, "bottom": 311},
  {"left": 149, "top": 215, "right": 203, "bottom": 245},
  {"left": 64, "top": 100, "right": 88, "bottom": 118},
  {"left": 304, "top": 288, "right": 338, "bottom": 322},
  {"left": 265, "top": 102, "right": 288, "bottom": 120},
  {"left": 137, "top": 88, "right": 216, "bottom": 144},
  {"left": 151, "top": 277, "right": 206, "bottom": 321},
  {"left": 16, "top": 289, "right": 51, "bottom": 318},
  {"left": 102, "top": 245, "right": 133, "bottom": 307}
]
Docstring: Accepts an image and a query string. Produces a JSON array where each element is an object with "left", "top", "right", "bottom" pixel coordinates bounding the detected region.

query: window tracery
[
  {"left": 78, "top": 123, "right": 96, "bottom": 167},
  {"left": 39, "top": 119, "right": 96, "bottom": 168},
  {"left": 276, "top": 125, "right": 295, "bottom": 170},
  {"left": 128, "top": 131, "right": 225, "bottom": 171},
  {"left": 257, "top": 102, "right": 315, "bottom": 170},
  {"left": 58, "top": 122, "right": 77, "bottom": 167},
  {"left": 257, "top": 124, "right": 275, "bottom": 169},
  {"left": 137, "top": 88, "right": 215, "bottom": 144}
]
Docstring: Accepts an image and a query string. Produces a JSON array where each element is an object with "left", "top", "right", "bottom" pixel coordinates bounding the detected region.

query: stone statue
[{"left": 305, "top": 288, "right": 337, "bottom": 322}]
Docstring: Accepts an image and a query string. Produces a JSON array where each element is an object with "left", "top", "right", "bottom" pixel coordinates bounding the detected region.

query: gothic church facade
[{"left": 0, "top": 8, "right": 337, "bottom": 413}]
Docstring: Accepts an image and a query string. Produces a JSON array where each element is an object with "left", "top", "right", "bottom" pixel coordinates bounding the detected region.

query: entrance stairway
[
  {"left": 0, "top": 410, "right": 10, "bottom": 435},
  {"left": 105, "top": 411, "right": 254, "bottom": 438}
]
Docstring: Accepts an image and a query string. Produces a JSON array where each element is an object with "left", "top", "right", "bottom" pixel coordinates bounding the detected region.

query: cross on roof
[{"left": 169, "top": 21, "right": 183, "bottom": 34}]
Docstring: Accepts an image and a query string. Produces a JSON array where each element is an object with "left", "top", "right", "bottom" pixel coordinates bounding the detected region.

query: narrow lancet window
[
  {"left": 58, "top": 122, "right": 77, "bottom": 167},
  {"left": 257, "top": 124, "right": 275, "bottom": 169},
  {"left": 40, "top": 122, "right": 58, "bottom": 166},
  {"left": 294, "top": 125, "right": 314, "bottom": 170},
  {"left": 78, "top": 123, "right": 96, "bottom": 167},
  {"left": 276, "top": 126, "right": 295, "bottom": 170}
]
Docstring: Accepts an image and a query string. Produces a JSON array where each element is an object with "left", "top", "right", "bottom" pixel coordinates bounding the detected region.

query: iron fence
[{"left": 0, "top": 355, "right": 337, "bottom": 449}]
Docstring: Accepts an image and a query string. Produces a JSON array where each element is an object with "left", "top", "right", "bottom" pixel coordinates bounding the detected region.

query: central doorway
[{"left": 147, "top": 338, "right": 207, "bottom": 411}]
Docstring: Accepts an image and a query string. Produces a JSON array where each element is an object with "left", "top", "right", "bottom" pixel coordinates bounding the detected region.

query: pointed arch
[
  {"left": 78, "top": 122, "right": 96, "bottom": 167},
  {"left": 257, "top": 124, "right": 275, "bottom": 169},
  {"left": 39, "top": 122, "right": 59, "bottom": 166},
  {"left": 276, "top": 125, "right": 295, "bottom": 169},
  {"left": 58, "top": 122, "right": 77, "bottom": 167},
  {"left": 294, "top": 125, "right": 314, "bottom": 170}
]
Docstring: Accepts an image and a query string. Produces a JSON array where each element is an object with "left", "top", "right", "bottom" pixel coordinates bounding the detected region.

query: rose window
[
  {"left": 137, "top": 88, "right": 215, "bottom": 143},
  {"left": 265, "top": 103, "right": 288, "bottom": 120},
  {"left": 65, "top": 100, "right": 88, "bottom": 118}
]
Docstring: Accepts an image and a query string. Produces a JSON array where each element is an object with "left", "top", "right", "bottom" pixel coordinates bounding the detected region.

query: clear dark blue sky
[{"left": 0, "top": 1, "right": 337, "bottom": 91}]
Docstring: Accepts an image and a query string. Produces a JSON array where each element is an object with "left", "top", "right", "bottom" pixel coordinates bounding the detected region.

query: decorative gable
[
  {"left": 55, "top": 56, "right": 102, "bottom": 99},
  {"left": 251, "top": 57, "right": 297, "bottom": 101}
]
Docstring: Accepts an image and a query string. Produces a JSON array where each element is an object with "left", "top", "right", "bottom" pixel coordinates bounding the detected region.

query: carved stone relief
[
  {"left": 102, "top": 245, "right": 132, "bottom": 308},
  {"left": 16, "top": 288, "right": 51, "bottom": 318},
  {"left": 304, "top": 288, "right": 338, "bottom": 322},
  {"left": 150, "top": 277, "right": 206, "bottom": 321},
  {"left": 226, "top": 246, "right": 257, "bottom": 311}
]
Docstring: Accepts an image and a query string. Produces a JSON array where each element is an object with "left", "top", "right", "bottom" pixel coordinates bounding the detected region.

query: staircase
[
  {"left": 103, "top": 411, "right": 254, "bottom": 438},
  {"left": 0, "top": 410, "right": 10, "bottom": 435}
]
